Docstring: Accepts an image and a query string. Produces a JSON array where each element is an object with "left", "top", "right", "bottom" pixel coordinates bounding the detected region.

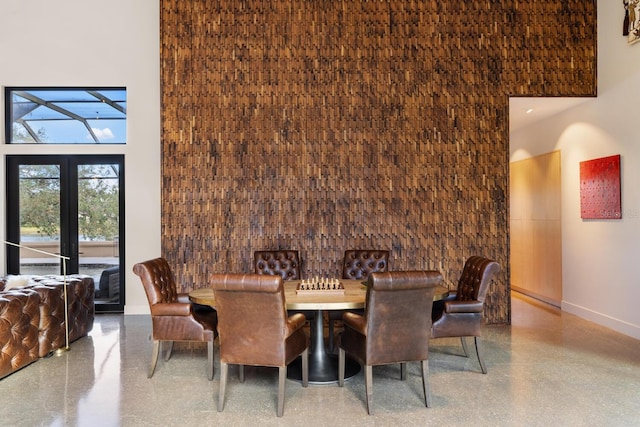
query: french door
[{"left": 5, "top": 155, "right": 125, "bottom": 313}]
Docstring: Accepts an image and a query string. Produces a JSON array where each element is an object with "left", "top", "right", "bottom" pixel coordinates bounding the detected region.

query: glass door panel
[
  {"left": 77, "top": 163, "right": 121, "bottom": 305},
  {"left": 17, "top": 164, "right": 62, "bottom": 275}
]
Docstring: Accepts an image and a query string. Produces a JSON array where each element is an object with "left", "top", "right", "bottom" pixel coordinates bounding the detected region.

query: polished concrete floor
[{"left": 2, "top": 292, "right": 640, "bottom": 426}]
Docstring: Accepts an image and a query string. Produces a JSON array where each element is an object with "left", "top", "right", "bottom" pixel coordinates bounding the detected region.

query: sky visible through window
[{"left": 7, "top": 88, "right": 126, "bottom": 144}]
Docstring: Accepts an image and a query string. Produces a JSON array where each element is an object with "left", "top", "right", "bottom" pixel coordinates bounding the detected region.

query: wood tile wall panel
[{"left": 160, "top": 0, "right": 596, "bottom": 324}]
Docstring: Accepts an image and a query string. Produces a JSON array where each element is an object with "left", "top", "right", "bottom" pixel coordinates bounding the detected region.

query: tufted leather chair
[
  {"left": 0, "top": 289, "right": 41, "bottom": 379},
  {"left": 328, "top": 250, "right": 390, "bottom": 352},
  {"left": 133, "top": 257, "right": 218, "bottom": 380},
  {"left": 342, "top": 250, "right": 390, "bottom": 280},
  {"left": 211, "top": 273, "right": 309, "bottom": 417},
  {"left": 431, "top": 256, "right": 501, "bottom": 374},
  {"left": 253, "top": 250, "right": 301, "bottom": 280},
  {"left": 253, "top": 249, "right": 315, "bottom": 325},
  {"left": 338, "top": 270, "right": 442, "bottom": 415}
]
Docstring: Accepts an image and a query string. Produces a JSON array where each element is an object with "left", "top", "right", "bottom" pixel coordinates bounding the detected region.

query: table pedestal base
[
  {"left": 288, "top": 353, "right": 361, "bottom": 385},
  {"left": 287, "top": 309, "right": 361, "bottom": 384}
]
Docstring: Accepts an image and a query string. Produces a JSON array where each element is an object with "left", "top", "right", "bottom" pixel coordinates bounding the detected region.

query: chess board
[{"left": 296, "top": 278, "right": 345, "bottom": 295}]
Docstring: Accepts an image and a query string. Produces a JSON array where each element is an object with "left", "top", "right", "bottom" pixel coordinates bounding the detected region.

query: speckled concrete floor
[{"left": 2, "top": 292, "right": 639, "bottom": 426}]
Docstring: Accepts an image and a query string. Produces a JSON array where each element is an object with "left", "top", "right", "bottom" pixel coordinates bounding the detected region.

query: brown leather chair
[
  {"left": 430, "top": 256, "right": 501, "bottom": 374},
  {"left": 133, "top": 257, "right": 218, "bottom": 380},
  {"left": 253, "top": 250, "right": 301, "bottom": 280},
  {"left": 254, "top": 249, "right": 315, "bottom": 323},
  {"left": 338, "top": 270, "right": 442, "bottom": 415},
  {"left": 211, "top": 273, "right": 309, "bottom": 417},
  {"left": 328, "top": 250, "right": 390, "bottom": 352}
]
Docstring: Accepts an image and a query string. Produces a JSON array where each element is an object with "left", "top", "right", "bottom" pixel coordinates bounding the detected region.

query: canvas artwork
[
  {"left": 628, "top": 0, "right": 640, "bottom": 44},
  {"left": 579, "top": 155, "right": 622, "bottom": 219}
]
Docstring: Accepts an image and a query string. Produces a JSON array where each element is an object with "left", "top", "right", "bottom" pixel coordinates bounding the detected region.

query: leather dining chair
[
  {"left": 211, "top": 273, "right": 309, "bottom": 417},
  {"left": 253, "top": 249, "right": 315, "bottom": 324},
  {"left": 430, "top": 256, "right": 501, "bottom": 374},
  {"left": 328, "top": 249, "right": 389, "bottom": 352},
  {"left": 338, "top": 270, "right": 442, "bottom": 415},
  {"left": 133, "top": 257, "right": 218, "bottom": 380},
  {"left": 253, "top": 250, "right": 301, "bottom": 280}
]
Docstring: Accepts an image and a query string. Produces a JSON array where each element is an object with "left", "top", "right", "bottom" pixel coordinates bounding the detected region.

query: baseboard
[
  {"left": 562, "top": 301, "right": 640, "bottom": 340},
  {"left": 511, "top": 286, "right": 561, "bottom": 308}
]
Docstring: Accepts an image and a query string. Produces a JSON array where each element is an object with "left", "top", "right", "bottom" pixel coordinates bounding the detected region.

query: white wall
[
  {"left": 0, "top": 0, "right": 160, "bottom": 314},
  {"left": 510, "top": 1, "right": 640, "bottom": 339}
]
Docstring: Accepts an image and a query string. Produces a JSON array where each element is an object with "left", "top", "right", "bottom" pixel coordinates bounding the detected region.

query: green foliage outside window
[{"left": 19, "top": 164, "right": 119, "bottom": 241}]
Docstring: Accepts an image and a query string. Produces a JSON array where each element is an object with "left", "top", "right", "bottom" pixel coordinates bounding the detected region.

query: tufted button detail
[
  {"left": 254, "top": 250, "right": 301, "bottom": 280},
  {"left": 341, "top": 250, "right": 390, "bottom": 281}
]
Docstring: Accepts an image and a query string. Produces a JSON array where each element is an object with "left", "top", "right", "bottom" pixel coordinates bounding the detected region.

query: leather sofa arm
[
  {"left": 151, "top": 302, "right": 192, "bottom": 316},
  {"left": 343, "top": 311, "right": 367, "bottom": 335},
  {"left": 445, "top": 300, "right": 483, "bottom": 313}
]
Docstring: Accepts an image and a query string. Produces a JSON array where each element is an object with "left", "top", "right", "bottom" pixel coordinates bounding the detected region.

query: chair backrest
[
  {"left": 133, "top": 257, "right": 179, "bottom": 306},
  {"left": 341, "top": 250, "right": 390, "bottom": 280},
  {"left": 211, "top": 273, "right": 289, "bottom": 366},
  {"left": 455, "top": 256, "right": 501, "bottom": 303},
  {"left": 254, "top": 250, "right": 301, "bottom": 280},
  {"left": 364, "top": 271, "right": 442, "bottom": 364}
]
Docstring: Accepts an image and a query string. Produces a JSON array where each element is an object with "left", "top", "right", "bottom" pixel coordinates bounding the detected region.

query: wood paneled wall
[
  {"left": 160, "top": 0, "right": 596, "bottom": 323},
  {"left": 510, "top": 151, "right": 563, "bottom": 306}
]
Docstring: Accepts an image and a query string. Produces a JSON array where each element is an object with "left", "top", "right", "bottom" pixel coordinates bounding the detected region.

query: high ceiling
[{"left": 509, "top": 97, "right": 592, "bottom": 133}]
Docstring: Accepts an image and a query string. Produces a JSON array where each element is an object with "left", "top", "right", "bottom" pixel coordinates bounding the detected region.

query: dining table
[{"left": 189, "top": 279, "right": 450, "bottom": 385}]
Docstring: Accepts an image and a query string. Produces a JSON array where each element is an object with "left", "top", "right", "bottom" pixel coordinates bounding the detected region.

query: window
[{"left": 5, "top": 87, "right": 126, "bottom": 144}]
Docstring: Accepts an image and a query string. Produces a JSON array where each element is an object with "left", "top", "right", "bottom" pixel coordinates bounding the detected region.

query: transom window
[{"left": 5, "top": 87, "right": 126, "bottom": 144}]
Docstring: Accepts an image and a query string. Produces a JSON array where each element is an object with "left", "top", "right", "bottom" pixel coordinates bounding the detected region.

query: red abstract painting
[{"left": 580, "top": 155, "right": 621, "bottom": 219}]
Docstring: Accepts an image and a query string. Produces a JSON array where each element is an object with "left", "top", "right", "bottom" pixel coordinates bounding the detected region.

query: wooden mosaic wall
[{"left": 160, "top": 0, "right": 596, "bottom": 324}]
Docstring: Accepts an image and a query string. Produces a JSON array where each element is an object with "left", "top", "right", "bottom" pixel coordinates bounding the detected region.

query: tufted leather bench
[
  {"left": 32, "top": 275, "right": 95, "bottom": 344},
  {"left": 0, "top": 289, "right": 41, "bottom": 379},
  {"left": 28, "top": 284, "right": 66, "bottom": 357},
  {"left": 0, "top": 275, "right": 95, "bottom": 379}
]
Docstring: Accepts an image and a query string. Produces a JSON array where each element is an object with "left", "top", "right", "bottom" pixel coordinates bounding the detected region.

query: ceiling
[{"left": 509, "top": 97, "right": 591, "bottom": 133}]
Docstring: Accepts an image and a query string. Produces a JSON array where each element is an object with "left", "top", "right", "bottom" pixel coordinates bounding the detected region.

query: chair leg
[
  {"left": 460, "top": 336, "right": 469, "bottom": 357},
  {"left": 400, "top": 362, "right": 407, "bottom": 380},
  {"left": 338, "top": 348, "right": 345, "bottom": 387},
  {"left": 218, "top": 362, "right": 228, "bottom": 412},
  {"left": 164, "top": 341, "right": 174, "bottom": 361},
  {"left": 277, "top": 366, "right": 286, "bottom": 417},
  {"left": 148, "top": 340, "right": 161, "bottom": 378},
  {"left": 207, "top": 340, "right": 214, "bottom": 380},
  {"left": 239, "top": 364, "right": 245, "bottom": 382},
  {"left": 474, "top": 336, "right": 488, "bottom": 374},
  {"left": 364, "top": 364, "right": 373, "bottom": 415},
  {"left": 301, "top": 348, "right": 309, "bottom": 387},
  {"left": 421, "top": 360, "right": 432, "bottom": 408}
]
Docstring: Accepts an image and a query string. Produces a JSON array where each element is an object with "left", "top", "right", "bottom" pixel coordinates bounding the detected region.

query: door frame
[{"left": 5, "top": 154, "right": 125, "bottom": 313}]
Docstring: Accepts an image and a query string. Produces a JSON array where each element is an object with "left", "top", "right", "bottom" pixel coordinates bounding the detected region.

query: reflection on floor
[{"left": 1, "top": 292, "right": 639, "bottom": 426}]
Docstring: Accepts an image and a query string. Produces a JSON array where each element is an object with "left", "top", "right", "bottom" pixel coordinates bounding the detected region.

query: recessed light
[{"left": 525, "top": 108, "right": 534, "bottom": 114}]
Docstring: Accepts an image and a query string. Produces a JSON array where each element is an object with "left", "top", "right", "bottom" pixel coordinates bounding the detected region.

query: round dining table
[{"left": 189, "top": 279, "right": 450, "bottom": 384}]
